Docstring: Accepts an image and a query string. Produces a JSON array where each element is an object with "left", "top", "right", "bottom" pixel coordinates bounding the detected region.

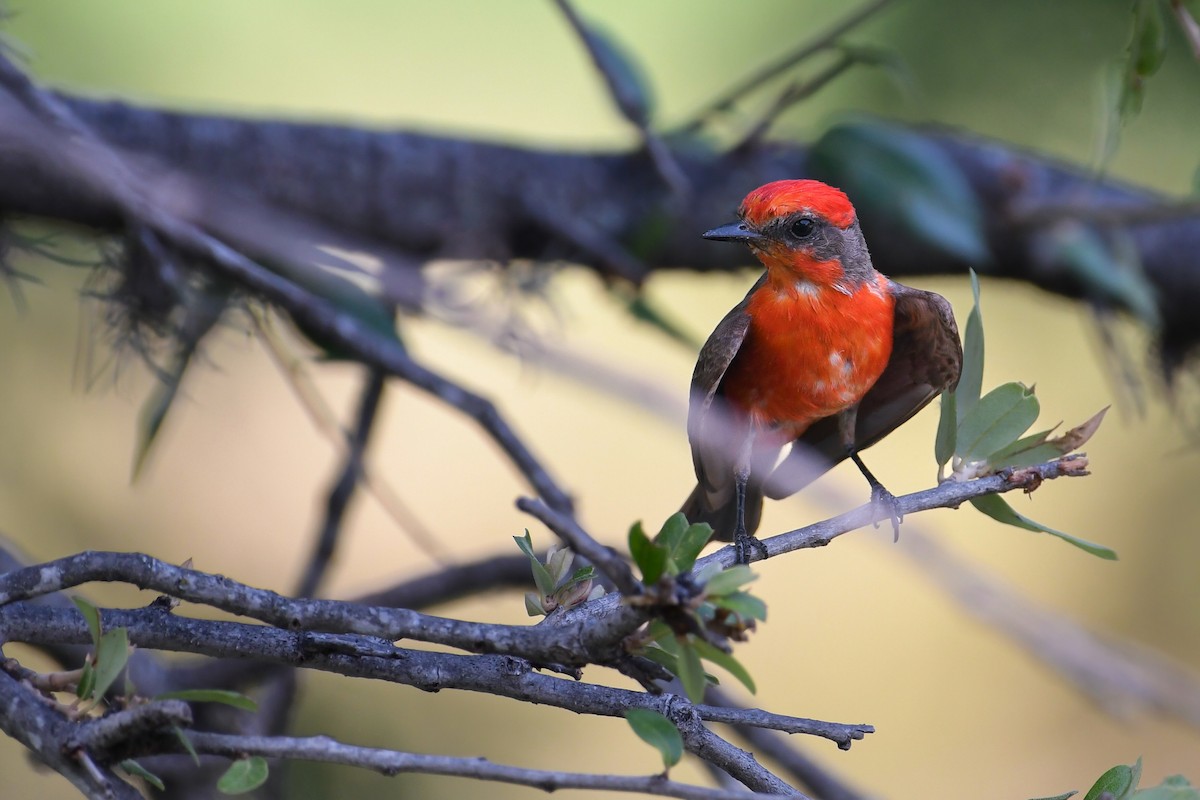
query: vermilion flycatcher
[{"left": 681, "top": 179, "right": 962, "bottom": 562}]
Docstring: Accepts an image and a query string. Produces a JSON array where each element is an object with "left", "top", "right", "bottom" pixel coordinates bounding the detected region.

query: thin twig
[
  {"left": 695, "top": 698, "right": 871, "bottom": 751},
  {"left": 171, "top": 729, "right": 796, "bottom": 800},
  {"left": 1171, "top": 0, "right": 1200, "bottom": 61},
  {"left": 679, "top": 0, "right": 897, "bottom": 133},
  {"left": 0, "top": 459, "right": 1090, "bottom": 664},
  {"left": 696, "top": 456, "right": 1091, "bottom": 568},
  {"left": 664, "top": 697, "right": 803, "bottom": 796},
  {"left": 0, "top": 49, "right": 574, "bottom": 517},
  {"left": 553, "top": 0, "right": 690, "bottom": 198},
  {"left": 255, "top": 312, "right": 452, "bottom": 564},
  {"left": 722, "top": 723, "right": 875, "bottom": 800},
  {"left": 295, "top": 367, "right": 387, "bottom": 599},
  {"left": 731, "top": 53, "right": 855, "bottom": 152},
  {"left": 516, "top": 496, "right": 643, "bottom": 596}
]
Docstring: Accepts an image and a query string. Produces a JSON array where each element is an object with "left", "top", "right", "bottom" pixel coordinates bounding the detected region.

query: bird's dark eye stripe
[{"left": 790, "top": 218, "right": 816, "bottom": 238}]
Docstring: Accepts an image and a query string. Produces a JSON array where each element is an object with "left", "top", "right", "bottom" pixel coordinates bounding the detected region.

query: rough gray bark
[{"left": 2, "top": 95, "right": 1195, "bottom": 368}]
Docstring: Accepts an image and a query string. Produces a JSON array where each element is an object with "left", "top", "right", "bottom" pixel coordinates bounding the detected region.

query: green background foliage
[{"left": 2, "top": 1, "right": 1199, "bottom": 798}]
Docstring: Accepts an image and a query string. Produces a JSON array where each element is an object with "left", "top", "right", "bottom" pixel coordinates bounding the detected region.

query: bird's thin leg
[
  {"left": 839, "top": 405, "right": 902, "bottom": 541},
  {"left": 849, "top": 453, "right": 903, "bottom": 541},
  {"left": 733, "top": 428, "right": 768, "bottom": 564}
]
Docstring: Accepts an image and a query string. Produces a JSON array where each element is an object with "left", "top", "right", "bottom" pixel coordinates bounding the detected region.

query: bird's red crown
[{"left": 739, "top": 179, "right": 856, "bottom": 229}]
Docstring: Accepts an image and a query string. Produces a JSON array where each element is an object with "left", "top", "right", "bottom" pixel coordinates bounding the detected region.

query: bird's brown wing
[
  {"left": 763, "top": 280, "right": 963, "bottom": 499},
  {"left": 682, "top": 274, "right": 767, "bottom": 536}
]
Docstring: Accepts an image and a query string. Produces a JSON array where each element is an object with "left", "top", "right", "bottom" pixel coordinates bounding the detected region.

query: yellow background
[{"left": 1, "top": 2, "right": 1198, "bottom": 798}]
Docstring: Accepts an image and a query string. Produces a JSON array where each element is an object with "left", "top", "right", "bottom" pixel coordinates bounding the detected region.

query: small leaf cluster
[
  {"left": 69, "top": 596, "right": 264, "bottom": 794},
  {"left": 1031, "top": 757, "right": 1199, "bottom": 800},
  {"left": 627, "top": 513, "right": 765, "bottom": 703},
  {"left": 515, "top": 531, "right": 602, "bottom": 616},
  {"left": 934, "top": 272, "right": 1116, "bottom": 560}
]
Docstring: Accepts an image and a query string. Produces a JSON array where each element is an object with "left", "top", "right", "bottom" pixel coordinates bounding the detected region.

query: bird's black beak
[{"left": 702, "top": 221, "right": 763, "bottom": 243}]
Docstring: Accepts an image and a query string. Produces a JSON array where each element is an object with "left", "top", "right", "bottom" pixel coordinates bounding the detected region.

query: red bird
[{"left": 682, "top": 179, "right": 962, "bottom": 562}]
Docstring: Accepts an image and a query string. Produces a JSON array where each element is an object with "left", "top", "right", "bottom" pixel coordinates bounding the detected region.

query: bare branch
[
  {"left": 170, "top": 729, "right": 797, "bottom": 800},
  {"left": 295, "top": 367, "right": 386, "bottom": 599},
  {"left": 553, "top": 0, "right": 689, "bottom": 198},
  {"left": 699, "top": 456, "right": 1092, "bottom": 567},
  {"left": 694, "top": 700, "right": 872, "bottom": 752},
  {"left": 679, "top": 0, "right": 898, "bottom": 133}
]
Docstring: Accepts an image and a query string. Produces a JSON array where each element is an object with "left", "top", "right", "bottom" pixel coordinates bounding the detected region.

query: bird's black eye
[{"left": 790, "top": 218, "right": 816, "bottom": 239}]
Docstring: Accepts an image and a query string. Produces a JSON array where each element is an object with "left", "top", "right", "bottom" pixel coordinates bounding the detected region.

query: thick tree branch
[{"left": 3, "top": 75, "right": 1196, "bottom": 364}]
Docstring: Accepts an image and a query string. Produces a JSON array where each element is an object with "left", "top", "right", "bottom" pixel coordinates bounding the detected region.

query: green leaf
[
  {"left": 524, "top": 592, "right": 546, "bottom": 617},
  {"left": 640, "top": 644, "right": 680, "bottom": 674},
  {"left": 72, "top": 596, "right": 102, "bottom": 650},
  {"left": 957, "top": 269, "right": 985, "bottom": 426},
  {"left": 691, "top": 638, "right": 756, "bottom": 694},
  {"left": 217, "top": 757, "right": 270, "bottom": 795},
  {"left": 629, "top": 522, "right": 667, "bottom": 585},
  {"left": 155, "top": 689, "right": 258, "bottom": 712},
  {"left": 514, "top": 532, "right": 556, "bottom": 597},
  {"left": 711, "top": 591, "right": 768, "bottom": 622},
  {"left": 985, "top": 426, "right": 1059, "bottom": 468},
  {"left": 971, "top": 494, "right": 1117, "bottom": 560},
  {"left": 657, "top": 512, "right": 690, "bottom": 570},
  {"left": 935, "top": 390, "right": 957, "bottom": 470},
  {"left": 672, "top": 523, "right": 713, "bottom": 574},
  {"left": 120, "top": 759, "right": 165, "bottom": 791},
  {"left": 576, "top": 16, "right": 655, "bottom": 125},
  {"left": 810, "top": 119, "right": 989, "bottom": 263},
  {"left": 77, "top": 661, "right": 95, "bottom": 702},
  {"left": 1045, "top": 224, "right": 1159, "bottom": 328},
  {"left": 956, "top": 383, "right": 1040, "bottom": 463},
  {"left": 1084, "top": 758, "right": 1142, "bottom": 800},
  {"left": 91, "top": 627, "right": 130, "bottom": 701},
  {"left": 547, "top": 547, "right": 573, "bottom": 586},
  {"left": 1130, "top": 0, "right": 1167, "bottom": 78},
  {"left": 674, "top": 639, "right": 709, "bottom": 703},
  {"left": 1134, "top": 774, "right": 1200, "bottom": 800},
  {"left": 513, "top": 530, "right": 538, "bottom": 560},
  {"left": 987, "top": 407, "right": 1108, "bottom": 470},
  {"left": 702, "top": 565, "right": 756, "bottom": 596},
  {"left": 624, "top": 293, "right": 700, "bottom": 349},
  {"left": 280, "top": 258, "right": 401, "bottom": 359},
  {"left": 173, "top": 725, "right": 201, "bottom": 766},
  {"left": 624, "top": 709, "right": 683, "bottom": 770},
  {"left": 561, "top": 565, "right": 596, "bottom": 592}
]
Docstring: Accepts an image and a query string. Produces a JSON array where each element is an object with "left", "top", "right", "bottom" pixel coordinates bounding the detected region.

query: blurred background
[{"left": 1, "top": 1, "right": 1198, "bottom": 797}]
